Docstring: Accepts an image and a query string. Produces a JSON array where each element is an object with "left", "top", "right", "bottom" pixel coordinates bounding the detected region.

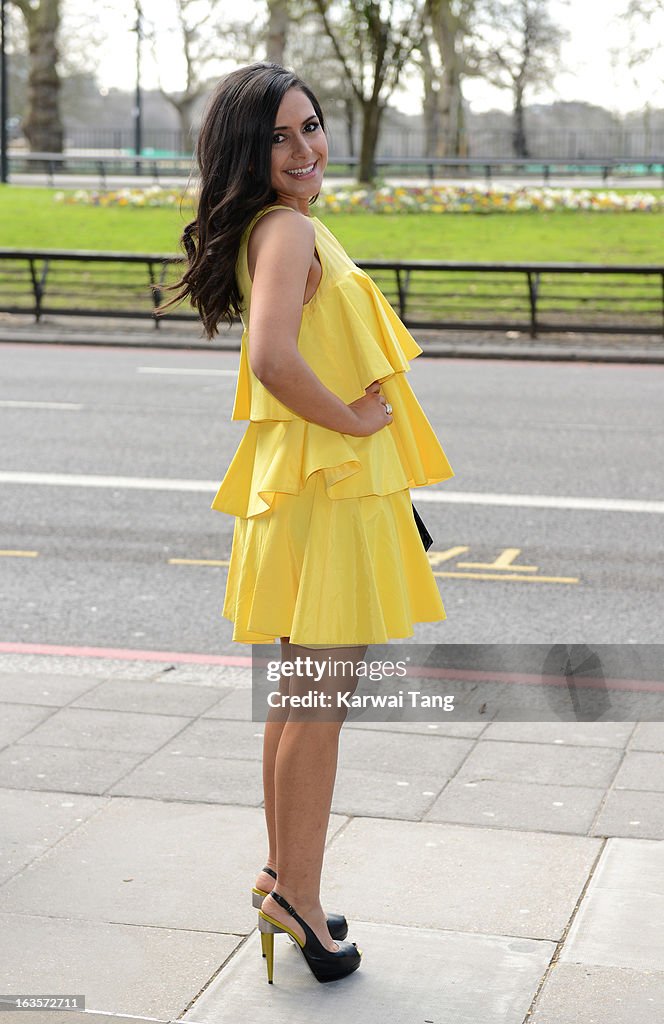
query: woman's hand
[{"left": 346, "top": 380, "right": 393, "bottom": 437}]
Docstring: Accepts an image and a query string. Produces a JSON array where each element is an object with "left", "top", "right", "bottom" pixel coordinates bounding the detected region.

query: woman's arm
[{"left": 247, "top": 209, "right": 391, "bottom": 437}]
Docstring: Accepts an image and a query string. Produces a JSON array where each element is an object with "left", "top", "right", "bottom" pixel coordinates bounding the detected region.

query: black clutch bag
[{"left": 412, "top": 502, "right": 433, "bottom": 551}]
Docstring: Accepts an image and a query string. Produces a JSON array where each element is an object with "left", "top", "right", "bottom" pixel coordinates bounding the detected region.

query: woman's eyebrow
[{"left": 273, "top": 115, "right": 317, "bottom": 130}]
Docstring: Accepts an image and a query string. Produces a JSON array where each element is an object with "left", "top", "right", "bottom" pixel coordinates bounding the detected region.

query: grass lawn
[{"left": 1, "top": 186, "right": 663, "bottom": 263}]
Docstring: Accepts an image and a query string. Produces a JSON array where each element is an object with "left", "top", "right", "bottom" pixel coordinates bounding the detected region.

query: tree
[
  {"left": 313, "top": 0, "right": 426, "bottom": 183},
  {"left": 617, "top": 1, "right": 664, "bottom": 153},
  {"left": 266, "top": 0, "right": 289, "bottom": 63},
  {"left": 471, "top": 0, "right": 567, "bottom": 157},
  {"left": 418, "top": 0, "right": 478, "bottom": 157},
  {"left": 619, "top": 2, "right": 664, "bottom": 88},
  {"left": 280, "top": 10, "right": 360, "bottom": 156},
  {"left": 9, "top": 0, "right": 63, "bottom": 152},
  {"left": 144, "top": 0, "right": 262, "bottom": 151}
]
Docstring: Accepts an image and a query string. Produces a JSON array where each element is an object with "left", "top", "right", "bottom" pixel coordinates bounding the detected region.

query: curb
[{"left": 2, "top": 330, "right": 664, "bottom": 363}]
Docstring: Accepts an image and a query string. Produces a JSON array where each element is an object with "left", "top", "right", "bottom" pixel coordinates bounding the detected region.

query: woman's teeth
[{"left": 286, "top": 162, "right": 315, "bottom": 177}]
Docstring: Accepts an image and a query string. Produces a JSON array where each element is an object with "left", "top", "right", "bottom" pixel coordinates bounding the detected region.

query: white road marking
[
  {"left": 0, "top": 400, "right": 84, "bottom": 410},
  {"left": 0, "top": 472, "right": 212, "bottom": 491},
  {"left": 0, "top": 471, "right": 662, "bottom": 514},
  {"left": 136, "top": 367, "right": 238, "bottom": 376},
  {"left": 413, "top": 489, "right": 664, "bottom": 515}
]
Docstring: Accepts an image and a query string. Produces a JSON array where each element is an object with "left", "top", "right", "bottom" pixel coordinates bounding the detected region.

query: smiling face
[{"left": 270, "top": 87, "right": 328, "bottom": 214}]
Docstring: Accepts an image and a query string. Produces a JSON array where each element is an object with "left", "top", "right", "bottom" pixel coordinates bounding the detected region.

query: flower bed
[{"left": 53, "top": 183, "right": 664, "bottom": 213}]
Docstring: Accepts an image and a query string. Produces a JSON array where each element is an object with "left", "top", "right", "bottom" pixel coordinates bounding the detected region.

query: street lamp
[
  {"left": 1, "top": 0, "right": 8, "bottom": 184},
  {"left": 133, "top": 0, "right": 143, "bottom": 176}
]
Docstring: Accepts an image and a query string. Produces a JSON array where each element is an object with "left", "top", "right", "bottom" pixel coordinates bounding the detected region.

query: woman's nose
[{"left": 291, "top": 137, "right": 314, "bottom": 160}]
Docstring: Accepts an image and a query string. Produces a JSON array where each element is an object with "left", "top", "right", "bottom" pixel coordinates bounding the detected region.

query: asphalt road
[{"left": 1, "top": 342, "right": 663, "bottom": 656}]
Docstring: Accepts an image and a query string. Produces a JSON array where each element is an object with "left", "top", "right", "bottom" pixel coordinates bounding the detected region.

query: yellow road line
[
  {"left": 433, "top": 570, "right": 579, "bottom": 583},
  {"left": 0, "top": 550, "right": 38, "bottom": 558},
  {"left": 456, "top": 548, "right": 539, "bottom": 572}
]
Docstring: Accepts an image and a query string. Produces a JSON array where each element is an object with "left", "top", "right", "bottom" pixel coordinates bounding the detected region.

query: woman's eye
[
  {"left": 305, "top": 122, "right": 320, "bottom": 132},
  {"left": 272, "top": 133, "right": 285, "bottom": 145}
]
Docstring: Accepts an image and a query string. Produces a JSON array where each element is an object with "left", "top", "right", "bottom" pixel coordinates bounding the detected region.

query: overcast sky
[{"left": 90, "top": 0, "right": 663, "bottom": 117}]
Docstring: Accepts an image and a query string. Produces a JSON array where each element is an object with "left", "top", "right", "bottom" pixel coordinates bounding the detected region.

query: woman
[{"left": 163, "top": 62, "right": 454, "bottom": 985}]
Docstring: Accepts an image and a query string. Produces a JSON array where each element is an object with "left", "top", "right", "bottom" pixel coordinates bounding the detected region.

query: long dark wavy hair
[{"left": 157, "top": 63, "right": 326, "bottom": 339}]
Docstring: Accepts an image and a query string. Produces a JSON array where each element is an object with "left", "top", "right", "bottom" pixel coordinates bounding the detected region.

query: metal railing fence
[
  {"left": 1, "top": 249, "right": 662, "bottom": 338},
  {"left": 52, "top": 126, "right": 664, "bottom": 162},
  {"left": 6, "top": 152, "right": 664, "bottom": 188}
]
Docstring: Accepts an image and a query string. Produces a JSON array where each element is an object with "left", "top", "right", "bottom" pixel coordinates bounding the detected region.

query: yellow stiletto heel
[{"left": 258, "top": 912, "right": 281, "bottom": 983}]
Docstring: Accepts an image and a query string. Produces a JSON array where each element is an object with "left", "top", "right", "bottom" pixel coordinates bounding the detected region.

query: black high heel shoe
[
  {"left": 251, "top": 866, "right": 348, "bottom": 942},
  {"left": 258, "top": 890, "right": 362, "bottom": 984}
]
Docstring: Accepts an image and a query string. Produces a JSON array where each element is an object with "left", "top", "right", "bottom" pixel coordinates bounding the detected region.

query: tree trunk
[
  {"left": 419, "top": 30, "right": 441, "bottom": 159},
  {"left": 177, "top": 98, "right": 198, "bottom": 153},
  {"left": 513, "top": 81, "right": 529, "bottom": 157},
  {"left": 18, "top": 0, "right": 63, "bottom": 153},
  {"left": 266, "top": 0, "right": 289, "bottom": 65},
  {"left": 344, "top": 96, "right": 356, "bottom": 158},
  {"left": 358, "top": 99, "right": 383, "bottom": 184},
  {"left": 160, "top": 94, "right": 197, "bottom": 154},
  {"left": 429, "top": 0, "right": 465, "bottom": 157},
  {"left": 456, "top": 88, "right": 468, "bottom": 157}
]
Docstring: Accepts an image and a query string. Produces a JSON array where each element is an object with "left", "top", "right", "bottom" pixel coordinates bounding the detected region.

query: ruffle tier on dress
[{"left": 211, "top": 208, "right": 455, "bottom": 645}]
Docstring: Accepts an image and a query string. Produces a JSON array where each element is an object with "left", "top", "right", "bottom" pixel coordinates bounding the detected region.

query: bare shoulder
[{"left": 247, "top": 207, "right": 315, "bottom": 274}]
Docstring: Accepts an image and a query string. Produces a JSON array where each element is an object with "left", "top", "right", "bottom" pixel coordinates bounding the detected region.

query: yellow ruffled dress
[{"left": 211, "top": 204, "right": 455, "bottom": 645}]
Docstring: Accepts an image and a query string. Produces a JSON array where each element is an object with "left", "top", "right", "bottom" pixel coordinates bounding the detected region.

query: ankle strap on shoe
[
  {"left": 270, "top": 890, "right": 296, "bottom": 917},
  {"left": 262, "top": 865, "right": 277, "bottom": 880}
]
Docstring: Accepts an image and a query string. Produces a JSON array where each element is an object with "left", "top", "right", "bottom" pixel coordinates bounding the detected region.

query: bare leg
[
  {"left": 260, "top": 641, "right": 366, "bottom": 950},
  {"left": 254, "top": 637, "right": 293, "bottom": 897}
]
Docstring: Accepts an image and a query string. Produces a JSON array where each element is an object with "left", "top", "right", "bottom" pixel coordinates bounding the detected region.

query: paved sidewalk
[
  {"left": 1, "top": 313, "right": 663, "bottom": 362},
  {"left": 0, "top": 652, "right": 663, "bottom": 1023}
]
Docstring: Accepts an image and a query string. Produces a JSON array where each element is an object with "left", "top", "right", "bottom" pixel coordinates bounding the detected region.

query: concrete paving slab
[
  {"left": 0, "top": 704, "right": 56, "bottom": 748},
  {"left": 108, "top": 750, "right": 263, "bottom": 804},
  {"left": 157, "top": 719, "right": 265, "bottom": 761},
  {"left": 323, "top": 818, "right": 601, "bottom": 939},
  {"left": 331, "top": 766, "right": 443, "bottom": 820},
  {"left": 0, "top": 912, "right": 237, "bottom": 1020},
  {"left": 182, "top": 922, "right": 555, "bottom": 1024},
  {"left": 103, "top": 663, "right": 188, "bottom": 682},
  {"left": 561, "top": 837, "right": 664, "bottom": 971},
  {"left": 482, "top": 721, "right": 634, "bottom": 748},
  {"left": 425, "top": 778, "right": 604, "bottom": 834},
  {"left": 0, "top": 788, "right": 105, "bottom": 885},
  {"left": 561, "top": 890, "right": 664, "bottom": 972},
  {"left": 585, "top": 836, "right": 664, "bottom": 895},
  {"left": 70, "top": 679, "right": 225, "bottom": 716},
  {"left": 528, "top": 963, "right": 664, "bottom": 1024},
  {"left": 0, "top": 655, "right": 122, "bottom": 678},
  {"left": 344, "top": 719, "right": 487, "bottom": 738},
  {"left": 591, "top": 789, "right": 664, "bottom": 839},
  {"left": 339, "top": 728, "right": 473, "bottom": 777},
  {"left": 0, "top": 798, "right": 348, "bottom": 934},
  {"left": 0, "top": 744, "right": 144, "bottom": 795},
  {"left": 629, "top": 723, "right": 664, "bottom": 752},
  {"left": 0, "top": 673, "right": 105, "bottom": 706},
  {"left": 200, "top": 687, "right": 252, "bottom": 720},
  {"left": 155, "top": 665, "right": 251, "bottom": 688},
  {"left": 17, "top": 708, "right": 192, "bottom": 755},
  {"left": 612, "top": 751, "right": 664, "bottom": 791},
  {"left": 456, "top": 740, "right": 622, "bottom": 788}
]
